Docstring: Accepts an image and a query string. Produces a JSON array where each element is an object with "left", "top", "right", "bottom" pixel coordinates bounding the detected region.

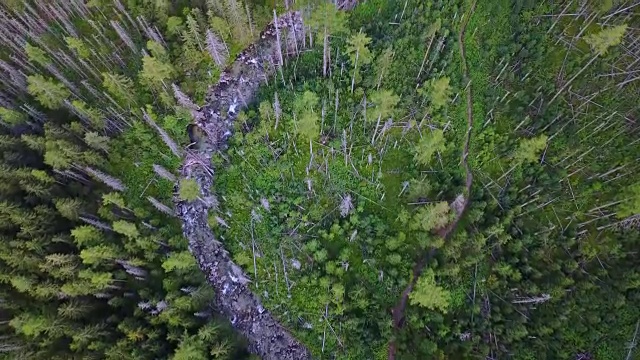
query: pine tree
[
  {"left": 24, "top": 43, "right": 50, "bottom": 66},
  {"left": 369, "top": 89, "right": 399, "bottom": 143},
  {"left": 514, "top": 135, "right": 548, "bottom": 163},
  {"left": 179, "top": 178, "right": 200, "bottom": 201},
  {"left": 617, "top": 183, "right": 640, "bottom": 219},
  {"left": 409, "top": 268, "right": 450, "bottom": 312},
  {"left": 345, "top": 31, "right": 373, "bottom": 92},
  {"left": 414, "top": 129, "right": 446, "bottom": 166},
  {"left": 70, "top": 100, "right": 105, "bottom": 129},
  {"left": 112, "top": 220, "right": 139, "bottom": 239},
  {"left": 139, "top": 55, "right": 175, "bottom": 89},
  {"left": 27, "top": 75, "right": 70, "bottom": 109},
  {"left": 0, "top": 107, "right": 26, "bottom": 125},
  {"left": 102, "top": 72, "right": 136, "bottom": 108},
  {"left": 54, "top": 198, "right": 83, "bottom": 220},
  {"left": 411, "top": 201, "right": 451, "bottom": 232},
  {"left": 425, "top": 77, "right": 452, "bottom": 110},
  {"left": 80, "top": 244, "right": 119, "bottom": 265},
  {"left": 84, "top": 132, "right": 110, "bottom": 152},
  {"left": 585, "top": 24, "right": 628, "bottom": 56},
  {"left": 65, "top": 37, "right": 91, "bottom": 59},
  {"left": 307, "top": 2, "right": 348, "bottom": 76},
  {"left": 372, "top": 46, "right": 394, "bottom": 89}
]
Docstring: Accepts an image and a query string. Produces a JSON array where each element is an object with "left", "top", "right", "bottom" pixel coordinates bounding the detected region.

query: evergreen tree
[{"left": 27, "top": 75, "right": 70, "bottom": 109}]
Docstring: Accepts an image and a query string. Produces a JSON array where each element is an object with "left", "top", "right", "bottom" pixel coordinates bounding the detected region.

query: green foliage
[
  {"left": 102, "top": 192, "right": 126, "bottom": 209},
  {"left": 27, "top": 75, "right": 70, "bottom": 109},
  {"left": 345, "top": 31, "right": 373, "bottom": 66},
  {"left": 172, "top": 334, "right": 208, "bottom": 360},
  {"left": 293, "top": 90, "right": 319, "bottom": 113},
  {"left": 84, "top": 132, "right": 110, "bottom": 152},
  {"left": 65, "top": 37, "right": 91, "bottom": 59},
  {"left": 411, "top": 202, "right": 451, "bottom": 232},
  {"left": 369, "top": 89, "right": 400, "bottom": 120},
  {"left": 25, "top": 43, "right": 50, "bottom": 65},
  {"left": 167, "top": 16, "right": 184, "bottom": 36},
  {"left": 307, "top": 2, "right": 349, "bottom": 35},
  {"left": 162, "top": 251, "right": 197, "bottom": 272},
  {"left": 179, "top": 178, "right": 200, "bottom": 201},
  {"left": 1, "top": 1, "right": 639, "bottom": 360},
  {"left": 139, "top": 55, "right": 175, "bottom": 88},
  {"left": 112, "top": 220, "right": 140, "bottom": 239},
  {"left": 0, "top": 107, "right": 26, "bottom": 125},
  {"left": 296, "top": 111, "right": 320, "bottom": 140},
  {"left": 409, "top": 268, "right": 451, "bottom": 312},
  {"left": 71, "top": 226, "right": 103, "bottom": 248},
  {"left": 147, "top": 40, "right": 168, "bottom": 60},
  {"left": 414, "top": 129, "right": 446, "bottom": 165},
  {"left": 426, "top": 77, "right": 452, "bottom": 110},
  {"left": 514, "top": 135, "right": 547, "bottom": 163},
  {"left": 372, "top": 46, "right": 394, "bottom": 88},
  {"left": 0, "top": 4, "right": 244, "bottom": 359},
  {"left": 55, "top": 198, "right": 82, "bottom": 220},
  {"left": 617, "top": 183, "right": 640, "bottom": 218},
  {"left": 80, "top": 245, "right": 118, "bottom": 265},
  {"left": 10, "top": 313, "right": 61, "bottom": 338},
  {"left": 71, "top": 100, "right": 104, "bottom": 128},
  {"left": 102, "top": 72, "right": 136, "bottom": 107},
  {"left": 584, "top": 24, "right": 627, "bottom": 55}
]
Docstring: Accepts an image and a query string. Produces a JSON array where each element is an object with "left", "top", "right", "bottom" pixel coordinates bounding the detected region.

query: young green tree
[
  {"left": 585, "top": 24, "right": 628, "bottom": 55},
  {"left": 369, "top": 89, "right": 399, "bottom": 143},
  {"left": 102, "top": 73, "right": 136, "bottom": 108},
  {"left": 411, "top": 201, "right": 451, "bottom": 232},
  {"left": 616, "top": 183, "right": 640, "bottom": 219},
  {"left": 307, "top": 1, "right": 348, "bottom": 76},
  {"left": 112, "top": 220, "right": 140, "bottom": 239},
  {"left": 84, "top": 132, "right": 110, "bottom": 152},
  {"left": 65, "top": 37, "right": 91, "bottom": 59},
  {"left": 414, "top": 129, "right": 446, "bottom": 166},
  {"left": 514, "top": 135, "right": 547, "bottom": 163},
  {"left": 426, "top": 77, "right": 452, "bottom": 110},
  {"left": 0, "top": 107, "right": 26, "bottom": 125},
  {"left": 293, "top": 91, "right": 320, "bottom": 140},
  {"left": 179, "top": 178, "right": 200, "bottom": 201},
  {"left": 409, "top": 268, "right": 451, "bottom": 312},
  {"left": 345, "top": 31, "right": 373, "bottom": 93},
  {"left": 372, "top": 46, "right": 394, "bottom": 90},
  {"left": 139, "top": 55, "right": 175, "bottom": 89},
  {"left": 27, "top": 75, "right": 70, "bottom": 109},
  {"left": 71, "top": 100, "right": 105, "bottom": 129}
]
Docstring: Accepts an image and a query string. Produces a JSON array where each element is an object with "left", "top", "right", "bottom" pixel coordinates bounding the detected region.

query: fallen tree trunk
[{"left": 174, "top": 12, "right": 311, "bottom": 360}]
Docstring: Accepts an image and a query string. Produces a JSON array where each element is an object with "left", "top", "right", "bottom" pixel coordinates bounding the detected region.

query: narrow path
[{"left": 387, "top": 2, "right": 477, "bottom": 359}]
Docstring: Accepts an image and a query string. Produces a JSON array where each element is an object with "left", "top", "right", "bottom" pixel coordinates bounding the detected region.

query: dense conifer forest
[{"left": 0, "top": 0, "right": 639, "bottom": 359}]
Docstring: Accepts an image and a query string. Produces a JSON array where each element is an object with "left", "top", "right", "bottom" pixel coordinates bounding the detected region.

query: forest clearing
[{"left": 0, "top": 0, "right": 639, "bottom": 359}]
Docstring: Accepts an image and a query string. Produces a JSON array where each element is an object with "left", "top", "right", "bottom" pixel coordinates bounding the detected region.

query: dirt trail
[{"left": 387, "top": 2, "right": 477, "bottom": 359}]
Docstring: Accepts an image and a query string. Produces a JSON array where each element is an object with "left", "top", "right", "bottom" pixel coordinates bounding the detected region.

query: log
[{"left": 174, "top": 12, "right": 311, "bottom": 360}]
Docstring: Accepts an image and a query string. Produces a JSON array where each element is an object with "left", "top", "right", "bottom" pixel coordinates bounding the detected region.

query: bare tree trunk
[
  {"left": 175, "top": 12, "right": 311, "bottom": 360},
  {"left": 351, "top": 49, "right": 359, "bottom": 93},
  {"left": 416, "top": 33, "right": 435, "bottom": 83},
  {"left": 323, "top": 26, "right": 329, "bottom": 77}
]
